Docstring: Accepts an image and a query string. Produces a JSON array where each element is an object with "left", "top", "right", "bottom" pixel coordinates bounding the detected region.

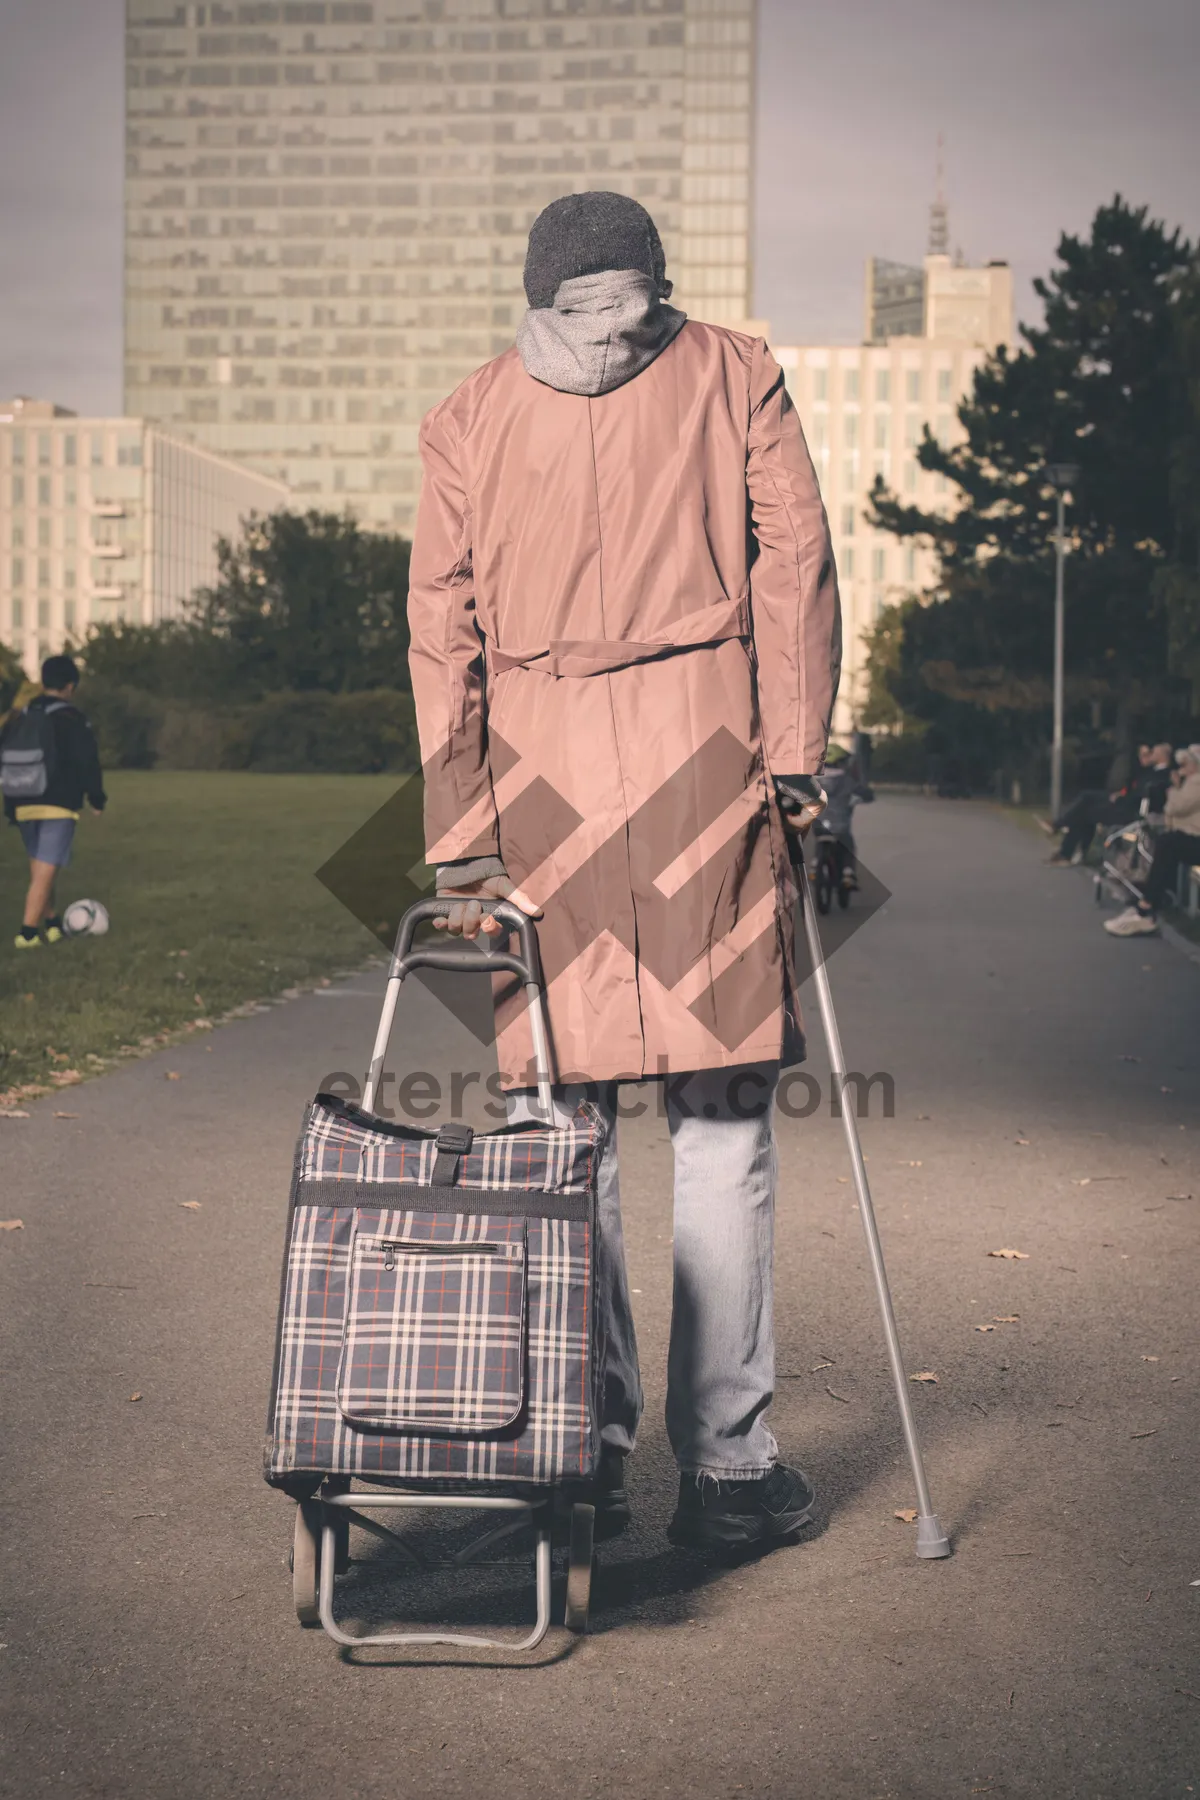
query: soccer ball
[{"left": 63, "top": 899, "right": 110, "bottom": 938}]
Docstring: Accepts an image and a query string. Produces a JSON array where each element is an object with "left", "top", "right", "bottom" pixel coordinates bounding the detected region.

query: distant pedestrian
[
  {"left": 1103, "top": 746, "right": 1200, "bottom": 937},
  {"left": 0, "top": 654, "right": 106, "bottom": 949}
]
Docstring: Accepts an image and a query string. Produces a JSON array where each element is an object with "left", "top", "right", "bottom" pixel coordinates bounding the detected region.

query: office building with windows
[
  {"left": 0, "top": 396, "right": 289, "bottom": 672},
  {"left": 124, "top": 0, "right": 757, "bottom": 532},
  {"left": 777, "top": 252, "right": 1013, "bottom": 733}
]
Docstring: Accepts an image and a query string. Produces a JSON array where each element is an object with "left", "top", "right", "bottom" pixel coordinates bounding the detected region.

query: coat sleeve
[
  {"left": 407, "top": 402, "right": 500, "bottom": 863},
  {"left": 745, "top": 341, "right": 841, "bottom": 776}
]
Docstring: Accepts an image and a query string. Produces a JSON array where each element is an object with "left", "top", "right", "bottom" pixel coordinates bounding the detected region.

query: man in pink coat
[{"left": 408, "top": 192, "right": 840, "bottom": 1553}]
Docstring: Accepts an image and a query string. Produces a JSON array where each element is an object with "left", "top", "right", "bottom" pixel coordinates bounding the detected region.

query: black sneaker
[{"left": 667, "top": 1463, "right": 815, "bottom": 1552}]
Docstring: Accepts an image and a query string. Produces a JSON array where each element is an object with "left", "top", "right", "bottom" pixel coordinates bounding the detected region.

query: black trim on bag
[{"left": 294, "top": 1178, "right": 592, "bottom": 1222}]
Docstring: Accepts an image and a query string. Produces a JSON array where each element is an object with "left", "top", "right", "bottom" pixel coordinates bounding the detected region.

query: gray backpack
[{"left": 0, "top": 701, "right": 68, "bottom": 801}]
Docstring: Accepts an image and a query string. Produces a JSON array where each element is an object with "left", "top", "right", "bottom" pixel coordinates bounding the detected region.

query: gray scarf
[{"left": 516, "top": 269, "right": 687, "bottom": 397}]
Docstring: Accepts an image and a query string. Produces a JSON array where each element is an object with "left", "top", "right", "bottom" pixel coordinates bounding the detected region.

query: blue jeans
[{"left": 510, "top": 1064, "right": 779, "bottom": 1479}]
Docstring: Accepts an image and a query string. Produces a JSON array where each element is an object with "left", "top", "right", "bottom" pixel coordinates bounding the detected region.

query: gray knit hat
[{"left": 523, "top": 191, "right": 671, "bottom": 309}]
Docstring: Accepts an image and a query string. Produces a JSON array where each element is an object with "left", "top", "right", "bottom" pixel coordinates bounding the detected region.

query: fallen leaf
[
  {"left": 825, "top": 1384, "right": 851, "bottom": 1404},
  {"left": 165, "top": 1071, "right": 182, "bottom": 1081},
  {"left": 0, "top": 1110, "right": 30, "bottom": 1120},
  {"left": 53, "top": 1111, "right": 78, "bottom": 1119},
  {"left": 179, "top": 1201, "right": 201, "bottom": 1211},
  {"left": 974, "top": 1324, "right": 996, "bottom": 1333},
  {"left": 1015, "top": 1138, "right": 1030, "bottom": 1145},
  {"left": 988, "top": 1248, "right": 1030, "bottom": 1260},
  {"left": 50, "top": 1070, "right": 81, "bottom": 1085},
  {"left": 129, "top": 1393, "right": 143, "bottom": 1403},
  {"left": 909, "top": 1371, "right": 939, "bottom": 1384},
  {"left": 894, "top": 1508, "right": 918, "bottom": 1524},
  {"left": 1142, "top": 1355, "right": 1160, "bottom": 1363},
  {"left": 1074, "top": 1178, "right": 1091, "bottom": 1186},
  {"left": 810, "top": 1359, "right": 835, "bottom": 1372},
  {"left": 0, "top": 1220, "right": 25, "bottom": 1231},
  {"left": 1131, "top": 1429, "right": 1159, "bottom": 1440},
  {"left": 994, "top": 1315, "right": 1020, "bottom": 1324}
]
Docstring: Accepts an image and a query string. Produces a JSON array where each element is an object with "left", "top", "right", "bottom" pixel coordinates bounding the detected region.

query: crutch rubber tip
[{"left": 915, "top": 1514, "right": 951, "bottom": 1559}]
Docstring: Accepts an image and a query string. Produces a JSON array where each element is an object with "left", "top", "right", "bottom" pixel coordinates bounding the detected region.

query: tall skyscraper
[{"left": 124, "top": 0, "right": 757, "bottom": 533}]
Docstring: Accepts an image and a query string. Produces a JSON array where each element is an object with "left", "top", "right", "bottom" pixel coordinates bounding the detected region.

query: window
[
  {"left": 37, "top": 433, "right": 50, "bottom": 466},
  {"left": 38, "top": 517, "right": 50, "bottom": 548},
  {"left": 841, "top": 503, "right": 856, "bottom": 537},
  {"left": 904, "top": 413, "right": 921, "bottom": 448},
  {"left": 875, "top": 370, "right": 890, "bottom": 404},
  {"left": 843, "top": 456, "right": 859, "bottom": 490},
  {"left": 38, "top": 557, "right": 50, "bottom": 587},
  {"left": 936, "top": 368, "right": 952, "bottom": 402},
  {"left": 872, "top": 547, "right": 886, "bottom": 582},
  {"left": 844, "top": 369, "right": 860, "bottom": 403},
  {"left": 11, "top": 520, "right": 23, "bottom": 547},
  {"left": 813, "top": 368, "right": 828, "bottom": 402},
  {"left": 11, "top": 556, "right": 24, "bottom": 586},
  {"left": 11, "top": 598, "right": 23, "bottom": 628},
  {"left": 64, "top": 599, "right": 76, "bottom": 631},
  {"left": 11, "top": 432, "right": 24, "bottom": 465},
  {"left": 91, "top": 436, "right": 105, "bottom": 467},
  {"left": 874, "top": 416, "right": 889, "bottom": 452},
  {"left": 904, "top": 546, "right": 917, "bottom": 581},
  {"left": 11, "top": 474, "right": 23, "bottom": 504},
  {"left": 38, "top": 600, "right": 50, "bottom": 628},
  {"left": 844, "top": 414, "right": 859, "bottom": 450},
  {"left": 936, "top": 413, "right": 952, "bottom": 447},
  {"left": 38, "top": 477, "right": 51, "bottom": 508},
  {"left": 904, "top": 461, "right": 918, "bottom": 493},
  {"left": 117, "top": 438, "right": 143, "bottom": 467},
  {"left": 64, "top": 435, "right": 76, "bottom": 467},
  {"left": 905, "top": 370, "right": 921, "bottom": 404},
  {"left": 842, "top": 546, "right": 855, "bottom": 578}
]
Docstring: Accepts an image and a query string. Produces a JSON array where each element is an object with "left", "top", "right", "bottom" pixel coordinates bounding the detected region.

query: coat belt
[{"left": 487, "top": 596, "right": 750, "bottom": 680}]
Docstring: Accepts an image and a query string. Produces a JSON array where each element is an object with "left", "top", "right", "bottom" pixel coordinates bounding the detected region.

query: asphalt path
[{"left": 2, "top": 795, "right": 1198, "bottom": 1800}]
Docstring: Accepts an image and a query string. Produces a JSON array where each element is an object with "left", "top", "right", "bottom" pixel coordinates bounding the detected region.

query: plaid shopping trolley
[{"left": 264, "top": 900, "right": 605, "bottom": 1650}]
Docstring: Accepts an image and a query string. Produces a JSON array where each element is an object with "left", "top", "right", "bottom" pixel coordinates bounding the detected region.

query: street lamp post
[{"left": 1045, "top": 464, "right": 1080, "bottom": 822}]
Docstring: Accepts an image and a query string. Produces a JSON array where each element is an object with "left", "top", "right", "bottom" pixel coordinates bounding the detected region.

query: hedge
[{"left": 84, "top": 679, "right": 419, "bottom": 776}]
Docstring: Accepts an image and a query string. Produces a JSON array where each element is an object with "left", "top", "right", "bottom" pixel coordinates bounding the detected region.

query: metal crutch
[{"left": 794, "top": 847, "right": 951, "bottom": 1559}]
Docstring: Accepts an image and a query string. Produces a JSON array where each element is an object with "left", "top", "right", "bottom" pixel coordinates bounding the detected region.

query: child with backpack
[{"left": 1, "top": 654, "right": 106, "bottom": 948}]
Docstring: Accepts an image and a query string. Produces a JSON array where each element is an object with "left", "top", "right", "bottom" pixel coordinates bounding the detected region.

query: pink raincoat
[{"left": 408, "top": 321, "right": 841, "bottom": 1087}]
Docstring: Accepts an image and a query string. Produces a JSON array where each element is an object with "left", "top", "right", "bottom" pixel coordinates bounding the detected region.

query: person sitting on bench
[{"left": 1104, "top": 746, "right": 1200, "bottom": 936}]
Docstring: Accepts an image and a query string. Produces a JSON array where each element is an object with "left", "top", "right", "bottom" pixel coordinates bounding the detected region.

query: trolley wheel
[
  {"left": 836, "top": 881, "right": 851, "bottom": 910},
  {"left": 815, "top": 852, "right": 834, "bottom": 915},
  {"left": 564, "top": 1503, "right": 595, "bottom": 1633},
  {"left": 292, "top": 1498, "right": 323, "bottom": 1627}
]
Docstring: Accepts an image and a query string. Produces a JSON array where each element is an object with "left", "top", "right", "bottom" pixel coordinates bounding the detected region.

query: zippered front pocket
[{"left": 335, "top": 1226, "right": 527, "bottom": 1434}]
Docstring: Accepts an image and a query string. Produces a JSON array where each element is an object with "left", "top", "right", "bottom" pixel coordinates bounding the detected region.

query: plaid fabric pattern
[
  {"left": 266, "top": 1098, "right": 604, "bottom": 1487},
  {"left": 298, "top": 1095, "right": 597, "bottom": 1193},
  {"left": 336, "top": 1226, "right": 527, "bottom": 1433}
]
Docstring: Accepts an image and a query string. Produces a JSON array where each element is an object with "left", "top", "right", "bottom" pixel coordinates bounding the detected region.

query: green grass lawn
[{"left": 0, "top": 772, "right": 407, "bottom": 1101}]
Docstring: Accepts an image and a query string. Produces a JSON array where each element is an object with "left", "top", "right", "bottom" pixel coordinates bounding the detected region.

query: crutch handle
[{"left": 392, "top": 898, "right": 543, "bottom": 988}]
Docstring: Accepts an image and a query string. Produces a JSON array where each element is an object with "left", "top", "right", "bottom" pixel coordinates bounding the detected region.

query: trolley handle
[{"left": 392, "top": 898, "right": 542, "bottom": 988}]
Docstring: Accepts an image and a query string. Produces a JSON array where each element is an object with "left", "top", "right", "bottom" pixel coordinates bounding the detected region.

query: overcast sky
[{"left": 1, "top": 0, "right": 1197, "bottom": 415}]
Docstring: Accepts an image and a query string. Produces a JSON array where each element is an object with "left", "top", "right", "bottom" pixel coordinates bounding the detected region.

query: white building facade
[
  {"left": 776, "top": 254, "right": 1014, "bottom": 734},
  {"left": 0, "top": 397, "right": 289, "bottom": 673},
  {"left": 123, "top": 0, "right": 758, "bottom": 532}
]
